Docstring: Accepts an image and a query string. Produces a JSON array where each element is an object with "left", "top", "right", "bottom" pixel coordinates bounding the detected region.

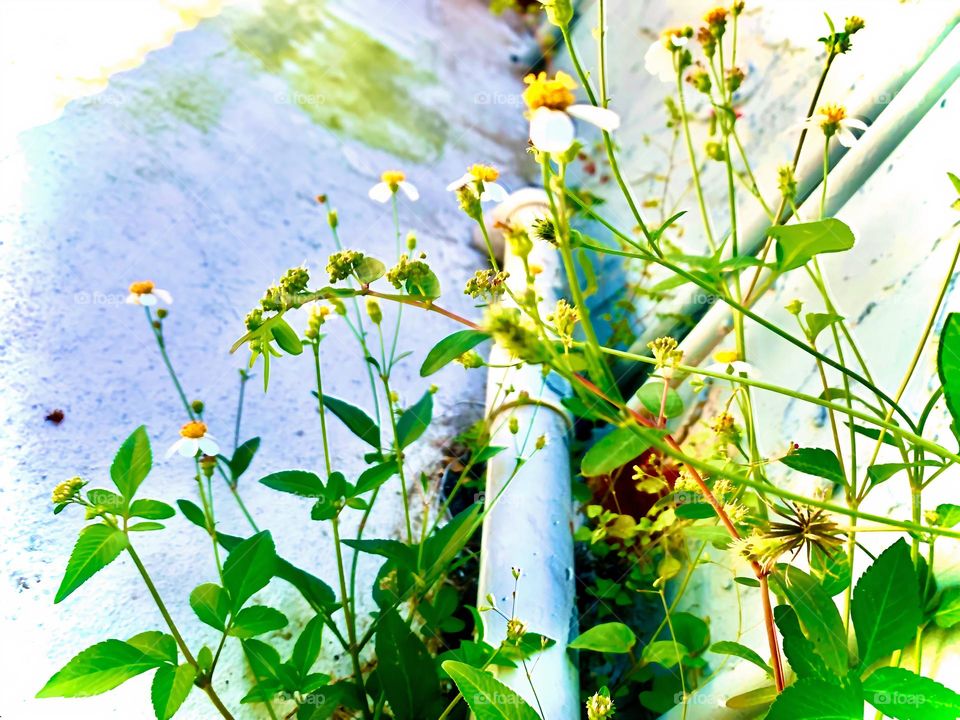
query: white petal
[
  {"left": 166, "top": 438, "right": 186, "bottom": 459},
  {"left": 446, "top": 173, "right": 472, "bottom": 192},
  {"left": 842, "top": 117, "right": 868, "bottom": 131},
  {"left": 139, "top": 293, "right": 158, "bottom": 307},
  {"left": 398, "top": 181, "right": 419, "bottom": 201},
  {"left": 125, "top": 294, "right": 140, "bottom": 305},
  {"left": 198, "top": 437, "right": 220, "bottom": 456},
  {"left": 836, "top": 128, "right": 857, "bottom": 147},
  {"left": 368, "top": 182, "right": 392, "bottom": 203},
  {"left": 178, "top": 439, "right": 200, "bottom": 457},
  {"left": 644, "top": 42, "right": 675, "bottom": 84},
  {"left": 529, "top": 107, "right": 575, "bottom": 153},
  {"left": 153, "top": 288, "right": 173, "bottom": 304},
  {"left": 480, "top": 182, "right": 508, "bottom": 203},
  {"left": 567, "top": 104, "right": 621, "bottom": 132}
]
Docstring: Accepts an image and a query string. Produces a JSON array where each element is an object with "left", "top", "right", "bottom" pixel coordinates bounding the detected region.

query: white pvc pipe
[{"left": 476, "top": 188, "right": 579, "bottom": 719}]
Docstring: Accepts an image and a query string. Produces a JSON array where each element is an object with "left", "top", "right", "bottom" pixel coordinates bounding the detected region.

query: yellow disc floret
[
  {"left": 468, "top": 164, "right": 500, "bottom": 182},
  {"left": 381, "top": 170, "right": 406, "bottom": 185},
  {"left": 818, "top": 103, "right": 847, "bottom": 132},
  {"left": 180, "top": 420, "right": 208, "bottom": 439},
  {"left": 713, "top": 349, "right": 739, "bottom": 364},
  {"left": 522, "top": 71, "right": 577, "bottom": 111},
  {"left": 703, "top": 7, "right": 728, "bottom": 26},
  {"left": 129, "top": 280, "right": 155, "bottom": 295}
]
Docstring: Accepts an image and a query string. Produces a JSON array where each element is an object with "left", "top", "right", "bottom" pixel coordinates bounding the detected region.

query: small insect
[{"left": 45, "top": 409, "right": 65, "bottom": 425}]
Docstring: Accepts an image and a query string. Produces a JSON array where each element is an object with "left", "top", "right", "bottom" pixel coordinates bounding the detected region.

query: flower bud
[
  {"left": 366, "top": 298, "right": 383, "bottom": 325},
  {"left": 191, "top": 399, "right": 205, "bottom": 414},
  {"left": 156, "top": 308, "right": 168, "bottom": 319}
]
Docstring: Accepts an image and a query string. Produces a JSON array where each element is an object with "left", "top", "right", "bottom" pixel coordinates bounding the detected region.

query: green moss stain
[
  {"left": 230, "top": 0, "right": 446, "bottom": 161},
  {"left": 119, "top": 68, "right": 228, "bottom": 134}
]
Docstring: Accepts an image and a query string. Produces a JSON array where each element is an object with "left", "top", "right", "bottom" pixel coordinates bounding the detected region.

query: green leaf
[
  {"left": 87, "top": 488, "right": 125, "bottom": 512},
  {"left": 127, "top": 631, "right": 177, "bottom": 665},
  {"left": 37, "top": 639, "right": 166, "bottom": 697},
  {"left": 228, "top": 606, "right": 289, "bottom": 638},
  {"left": 780, "top": 447, "right": 845, "bottom": 484},
  {"left": 642, "top": 640, "right": 688, "bottom": 668},
  {"left": 635, "top": 382, "right": 684, "bottom": 418},
  {"left": 342, "top": 538, "right": 417, "bottom": 570},
  {"left": 852, "top": 538, "right": 921, "bottom": 669},
  {"left": 806, "top": 312, "right": 843, "bottom": 342},
  {"left": 177, "top": 498, "right": 206, "bottom": 526},
  {"left": 110, "top": 425, "right": 152, "bottom": 502},
  {"left": 320, "top": 394, "right": 380, "bottom": 448},
  {"left": 581, "top": 425, "right": 654, "bottom": 477},
  {"left": 420, "top": 330, "right": 489, "bottom": 376},
  {"left": 938, "top": 313, "right": 960, "bottom": 430},
  {"left": 151, "top": 663, "right": 196, "bottom": 720},
  {"left": 769, "top": 218, "right": 856, "bottom": 272},
  {"left": 770, "top": 565, "right": 847, "bottom": 675},
  {"left": 867, "top": 462, "right": 941, "bottom": 488},
  {"left": 710, "top": 641, "right": 772, "bottom": 676},
  {"left": 222, "top": 531, "right": 277, "bottom": 612},
  {"left": 271, "top": 317, "right": 303, "bottom": 355},
  {"left": 291, "top": 615, "right": 325, "bottom": 677},
  {"left": 934, "top": 503, "right": 960, "bottom": 528},
  {"left": 405, "top": 267, "right": 441, "bottom": 299},
  {"left": 375, "top": 610, "right": 442, "bottom": 720},
  {"left": 774, "top": 604, "right": 830, "bottom": 681},
  {"left": 229, "top": 437, "right": 261, "bottom": 481},
  {"left": 810, "top": 545, "right": 851, "bottom": 597},
  {"left": 568, "top": 622, "right": 636, "bottom": 653},
  {"left": 242, "top": 638, "right": 283, "bottom": 683},
  {"left": 766, "top": 677, "right": 863, "bottom": 720},
  {"left": 129, "top": 499, "right": 175, "bottom": 520},
  {"left": 55, "top": 524, "right": 129, "bottom": 603},
  {"left": 355, "top": 256, "right": 386, "bottom": 284},
  {"left": 864, "top": 666, "right": 960, "bottom": 719},
  {"left": 190, "top": 583, "right": 231, "bottom": 631},
  {"left": 396, "top": 391, "right": 433, "bottom": 449},
  {"left": 129, "top": 522, "right": 165, "bottom": 532},
  {"left": 442, "top": 661, "right": 540, "bottom": 720},
  {"left": 934, "top": 587, "right": 960, "bottom": 628},
  {"left": 354, "top": 460, "right": 398, "bottom": 495},
  {"left": 260, "top": 470, "right": 325, "bottom": 498},
  {"left": 675, "top": 502, "right": 716, "bottom": 519}
]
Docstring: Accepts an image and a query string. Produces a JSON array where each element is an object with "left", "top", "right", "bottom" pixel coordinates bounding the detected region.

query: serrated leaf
[
  {"left": 710, "top": 640, "right": 772, "bottom": 676},
  {"left": 375, "top": 609, "right": 442, "bottom": 720},
  {"left": 190, "top": 583, "right": 230, "bottom": 631},
  {"left": 151, "top": 663, "right": 196, "bottom": 720},
  {"left": 852, "top": 538, "right": 921, "bottom": 670},
  {"left": 769, "top": 219, "right": 855, "bottom": 272},
  {"left": 780, "top": 447, "right": 845, "bottom": 484},
  {"left": 228, "top": 606, "right": 288, "bottom": 638},
  {"left": 770, "top": 566, "right": 847, "bottom": 676},
  {"left": 766, "top": 677, "right": 862, "bottom": 719},
  {"left": 396, "top": 391, "right": 433, "bottom": 449},
  {"left": 867, "top": 462, "right": 941, "bottom": 488},
  {"left": 569, "top": 622, "right": 636, "bottom": 653},
  {"left": 111, "top": 426, "right": 152, "bottom": 502},
  {"left": 37, "top": 639, "right": 165, "bottom": 697},
  {"left": 320, "top": 394, "right": 380, "bottom": 448},
  {"left": 223, "top": 531, "right": 277, "bottom": 612},
  {"left": 934, "top": 587, "right": 960, "bottom": 628},
  {"left": 774, "top": 604, "right": 830, "bottom": 681},
  {"left": 635, "top": 381, "right": 684, "bottom": 418},
  {"left": 129, "top": 499, "right": 175, "bottom": 520},
  {"left": 442, "top": 661, "right": 540, "bottom": 720},
  {"left": 55, "top": 524, "right": 129, "bottom": 603},
  {"left": 581, "top": 425, "right": 655, "bottom": 477},
  {"left": 260, "top": 470, "right": 325, "bottom": 497},
  {"left": 864, "top": 666, "right": 960, "bottom": 719},
  {"left": 127, "top": 631, "right": 177, "bottom": 665}
]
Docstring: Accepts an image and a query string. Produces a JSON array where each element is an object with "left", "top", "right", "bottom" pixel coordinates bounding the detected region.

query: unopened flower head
[
  {"left": 711, "top": 412, "right": 736, "bottom": 435},
  {"left": 506, "top": 617, "right": 528, "bottom": 642},
  {"left": 725, "top": 66, "right": 745, "bottom": 93},
  {"left": 125, "top": 280, "right": 172, "bottom": 307},
  {"left": 586, "top": 692, "right": 615, "bottom": 720},
  {"left": 386, "top": 253, "right": 433, "bottom": 292},
  {"left": 305, "top": 305, "right": 331, "bottom": 340},
  {"left": 465, "top": 269, "right": 509, "bottom": 301},
  {"left": 703, "top": 7, "right": 728, "bottom": 34},
  {"left": 548, "top": 298, "right": 579, "bottom": 349},
  {"left": 279, "top": 266, "right": 310, "bottom": 294},
  {"left": 483, "top": 305, "right": 547, "bottom": 363},
  {"left": 456, "top": 349, "right": 484, "bottom": 369},
  {"left": 845, "top": 16, "right": 865, "bottom": 33},
  {"left": 366, "top": 298, "right": 382, "bottom": 325},
  {"left": 777, "top": 164, "right": 797, "bottom": 201},
  {"left": 52, "top": 476, "right": 85, "bottom": 505},
  {"left": 648, "top": 336, "right": 683, "bottom": 369},
  {"left": 686, "top": 65, "right": 711, "bottom": 94},
  {"left": 327, "top": 250, "right": 364, "bottom": 283},
  {"left": 522, "top": 71, "right": 619, "bottom": 152}
]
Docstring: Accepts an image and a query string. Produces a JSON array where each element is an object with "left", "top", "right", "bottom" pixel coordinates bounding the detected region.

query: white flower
[
  {"left": 704, "top": 350, "right": 760, "bottom": 379},
  {"left": 125, "top": 280, "right": 172, "bottom": 307},
  {"left": 522, "top": 71, "right": 620, "bottom": 153},
  {"left": 804, "top": 103, "right": 868, "bottom": 148},
  {"left": 644, "top": 30, "right": 689, "bottom": 83},
  {"left": 369, "top": 170, "right": 419, "bottom": 203},
  {"left": 446, "top": 164, "right": 508, "bottom": 203},
  {"left": 166, "top": 421, "right": 219, "bottom": 459}
]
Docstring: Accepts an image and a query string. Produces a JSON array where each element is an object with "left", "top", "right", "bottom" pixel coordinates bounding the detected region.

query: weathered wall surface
[{"left": 0, "top": 1, "right": 534, "bottom": 717}]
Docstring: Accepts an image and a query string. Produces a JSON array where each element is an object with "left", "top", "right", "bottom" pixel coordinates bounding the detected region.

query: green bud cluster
[
  {"left": 386, "top": 253, "right": 432, "bottom": 290},
  {"left": 327, "top": 250, "right": 365, "bottom": 283},
  {"left": 464, "top": 269, "right": 509, "bottom": 300}
]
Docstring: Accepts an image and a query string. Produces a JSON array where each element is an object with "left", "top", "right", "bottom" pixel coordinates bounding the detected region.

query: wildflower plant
[{"left": 38, "top": 3, "right": 960, "bottom": 720}]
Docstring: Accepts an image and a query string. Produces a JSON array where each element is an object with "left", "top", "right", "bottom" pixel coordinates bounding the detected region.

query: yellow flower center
[
  {"left": 381, "top": 170, "right": 405, "bottom": 185},
  {"left": 180, "top": 421, "right": 207, "bottom": 439},
  {"left": 129, "top": 280, "right": 155, "bottom": 295},
  {"left": 522, "top": 71, "right": 577, "bottom": 111},
  {"left": 704, "top": 7, "right": 728, "bottom": 25},
  {"left": 661, "top": 27, "right": 688, "bottom": 49},
  {"left": 469, "top": 164, "right": 499, "bottom": 182},
  {"left": 818, "top": 103, "right": 847, "bottom": 127},
  {"left": 713, "top": 349, "right": 740, "bottom": 364}
]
